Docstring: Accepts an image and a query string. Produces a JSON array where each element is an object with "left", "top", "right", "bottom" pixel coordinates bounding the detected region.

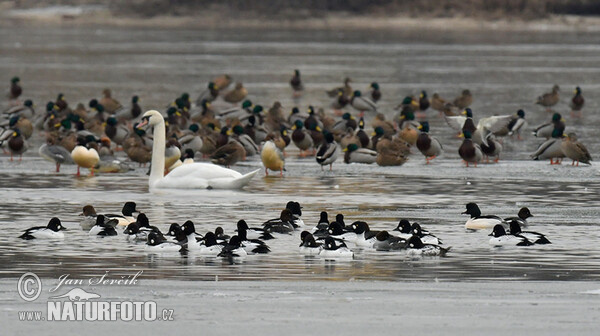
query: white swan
[{"left": 137, "top": 110, "right": 259, "bottom": 190}]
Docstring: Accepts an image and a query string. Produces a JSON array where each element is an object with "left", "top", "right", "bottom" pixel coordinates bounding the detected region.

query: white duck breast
[
  {"left": 489, "top": 235, "right": 531, "bottom": 247},
  {"left": 19, "top": 218, "right": 66, "bottom": 240}
]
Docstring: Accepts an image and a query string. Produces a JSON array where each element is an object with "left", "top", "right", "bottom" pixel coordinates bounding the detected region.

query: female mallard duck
[
  {"left": 326, "top": 77, "right": 352, "bottom": 98},
  {"left": 8, "top": 115, "right": 33, "bottom": 139},
  {"left": 376, "top": 138, "right": 409, "bottom": 166},
  {"left": 104, "top": 117, "right": 129, "bottom": 149},
  {"left": 533, "top": 113, "right": 565, "bottom": 139},
  {"left": 430, "top": 93, "right": 446, "bottom": 115},
  {"left": 339, "top": 127, "right": 361, "bottom": 150},
  {"left": 458, "top": 130, "right": 482, "bottom": 167},
  {"left": 261, "top": 140, "right": 285, "bottom": 176},
  {"left": 561, "top": 133, "right": 591, "bottom": 166},
  {"left": 530, "top": 127, "right": 565, "bottom": 165},
  {"left": 416, "top": 121, "right": 442, "bottom": 164},
  {"left": 71, "top": 143, "right": 100, "bottom": 176},
  {"left": 291, "top": 120, "right": 314, "bottom": 157},
  {"left": 350, "top": 90, "right": 377, "bottom": 114},
  {"left": 290, "top": 69, "right": 304, "bottom": 97},
  {"left": 195, "top": 82, "right": 219, "bottom": 106},
  {"left": 125, "top": 138, "right": 151, "bottom": 167},
  {"left": 99, "top": 88, "right": 122, "bottom": 114},
  {"left": 6, "top": 129, "right": 28, "bottom": 161},
  {"left": 570, "top": 86, "right": 584, "bottom": 118},
  {"left": 316, "top": 132, "right": 340, "bottom": 171},
  {"left": 8, "top": 77, "right": 22, "bottom": 101},
  {"left": 481, "top": 133, "right": 502, "bottom": 163},
  {"left": 398, "top": 111, "right": 419, "bottom": 146},
  {"left": 371, "top": 113, "right": 395, "bottom": 137},
  {"left": 224, "top": 82, "right": 248, "bottom": 104},
  {"left": 210, "top": 139, "right": 246, "bottom": 168},
  {"left": 343, "top": 143, "right": 376, "bottom": 164},
  {"left": 536, "top": 84, "right": 560, "bottom": 112},
  {"left": 453, "top": 89, "right": 473, "bottom": 109},
  {"left": 39, "top": 136, "right": 74, "bottom": 172},
  {"left": 369, "top": 82, "right": 381, "bottom": 103},
  {"left": 213, "top": 74, "right": 232, "bottom": 91}
]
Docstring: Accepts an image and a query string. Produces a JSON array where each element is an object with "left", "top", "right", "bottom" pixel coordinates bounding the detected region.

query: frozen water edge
[{"left": 0, "top": 279, "right": 598, "bottom": 335}]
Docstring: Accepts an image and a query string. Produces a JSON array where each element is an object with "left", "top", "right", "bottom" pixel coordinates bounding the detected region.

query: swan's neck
[{"left": 149, "top": 120, "right": 166, "bottom": 188}]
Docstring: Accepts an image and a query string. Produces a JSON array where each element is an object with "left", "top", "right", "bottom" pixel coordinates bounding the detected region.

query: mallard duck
[
  {"left": 370, "top": 126, "right": 386, "bottom": 150},
  {"left": 232, "top": 124, "right": 258, "bottom": 157},
  {"left": 356, "top": 117, "right": 370, "bottom": 148},
  {"left": 3, "top": 99, "right": 34, "bottom": 119},
  {"left": 291, "top": 120, "right": 314, "bottom": 156},
  {"left": 561, "top": 133, "right": 591, "bottom": 166},
  {"left": 8, "top": 77, "right": 22, "bottom": 101},
  {"left": 115, "top": 95, "right": 142, "bottom": 124},
  {"left": 39, "top": 136, "right": 74, "bottom": 172},
  {"left": 419, "top": 90, "right": 430, "bottom": 112},
  {"left": 376, "top": 142, "right": 408, "bottom": 166},
  {"left": 264, "top": 101, "right": 286, "bottom": 132},
  {"left": 316, "top": 132, "right": 340, "bottom": 171},
  {"left": 125, "top": 137, "right": 152, "bottom": 167},
  {"left": 104, "top": 117, "right": 129, "bottom": 149},
  {"left": 261, "top": 140, "right": 285, "bottom": 176},
  {"left": 481, "top": 133, "right": 502, "bottom": 163},
  {"left": 339, "top": 127, "right": 361, "bottom": 150},
  {"left": 326, "top": 77, "right": 352, "bottom": 98},
  {"left": 458, "top": 130, "right": 482, "bottom": 167},
  {"left": 398, "top": 111, "right": 419, "bottom": 146},
  {"left": 394, "top": 96, "right": 419, "bottom": 123},
  {"left": 369, "top": 82, "right": 381, "bottom": 103},
  {"left": 530, "top": 127, "right": 565, "bottom": 165},
  {"left": 290, "top": 69, "right": 304, "bottom": 97},
  {"left": 371, "top": 113, "right": 395, "bottom": 137},
  {"left": 536, "top": 84, "right": 560, "bottom": 112},
  {"left": 350, "top": 90, "right": 377, "bottom": 114},
  {"left": 195, "top": 82, "right": 219, "bottom": 106},
  {"left": 54, "top": 93, "right": 70, "bottom": 114},
  {"left": 570, "top": 86, "right": 584, "bottom": 118},
  {"left": 330, "top": 89, "right": 349, "bottom": 112},
  {"left": 504, "top": 109, "right": 528, "bottom": 140},
  {"left": 416, "top": 121, "right": 442, "bottom": 164},
  {"left": 5, "top": 129, "right": 27, "bottom": 161},
  {"left": 210, "top": 139, "right": 246, "bottom": 168},
  {"left": 288, "top": 107, "right": 308, "bottom": 126},
  {"left": 71, "top": 144, "right": 100, "bottom": 176},
  {"left": 224, "top": 82, "right": 248, "bottom": 104},
  {"left": 343, "top": 143, "right": 376, "bottom": 164},
  {"left": 179, "top": 124, "right": 203, "bottom": 154},
  {"left": 213, "top": 74, "right": 232, "bottom": 91},
  {"left": 533, "top": 113, "right": 565, "bottom": 139},
  {"left": 453, "top": 89, "right": 473, "bottom": 109},
  {"left": 99, "top": 88, "right": 122, "bottom": 114},
  {"left": 8, "top": 115, "right": 33, "bottom": 139},
  {"left": 430, "top": 93, "right": 447, "bottom": 115}
]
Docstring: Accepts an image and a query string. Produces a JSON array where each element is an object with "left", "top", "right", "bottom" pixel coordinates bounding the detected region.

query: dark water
[{"left": 0, "top": 24, "right": 599, "bottom": 281}]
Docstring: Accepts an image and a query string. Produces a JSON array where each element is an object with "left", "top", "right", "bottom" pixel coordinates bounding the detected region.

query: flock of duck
[
  {"left": 0, "top": 73, "right": 593, "bottom": 190},
  {"left": 18, "top": 201, "right": 551, "bottom": 260}
]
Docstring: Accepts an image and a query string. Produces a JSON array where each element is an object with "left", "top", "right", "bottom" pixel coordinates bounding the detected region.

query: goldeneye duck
[
  {"left": 286, "top": 201, "right": 304, "bottom": 227},
  {"left": 392, "top": 219, "right": 413, "bottom": 239},
  {"left": 504, "top": 207, "right": 533, "bottom": 228},
  {"left": 299, "top": 231, "right": 322, "bottom": 255},
  {"left": 488, "top": 224, "right": 533, "bottom": 247},
  {"left": 262, "top": 209, "right": 295, "bottom": 234},
  {"left": 463, "top": 202, "right": 505, "bottom": 230},
  {"left": 237, "top": 228, "right": 270, "bottom": 254},
  {"left": 373, "top": 231, "right": 407, "bottom": 251},
  {"left": 123, "top": 223, "right": 147, "bottom": 242},
  {"left": 312, "top": 211, "right": 331, "bottom": 238},
  {"left": 104, "top": 201, "right": 140, "bottom": 227},
  {"left": 238, "top": 220, "right": 273, "bottom": 240},
  {"left": 19, "top": 217, "right": 67, "bottom": 240},
  {"left": 136, "top": 213, "right": 166, "bottom": 240},
  {"left": 166, "top": 223, "right": 181, "bottom": 237},
  {"left": 508, "top": 220, "right": 550, "bottom": 244},
  {"left": 214, "top": 226, "right": 230, "bottom": 241},
  {"left": 197, "top": 232, "right": 225, "bottom": 256},
  {"left": 319, "top": 237, "right": 354, "bottom": 259},
  {"left": 88, "top": 215, "right": 118, "bottom": 236},
  {"left": 411, "top": 223, "right": 442, "bottom": 245},
  {"left": 348, "top": 221, "right": 379, "bottom": 247},
  {"left": 218, "top": 236, "right": 248, "bottom": 259},
  {"left": 181, "top": 220, "right": 204, "bottom": 250},
  {"left": 326, "top": 221, "right": 357, "bottom": 242},
  {"left": 335, "top": 214, "right": 347, "bottom": 229},
  {"left": 406, "top": 235, "right": 450, "bottom": 256},
  {"left": 145, "top": 231, "right": 184, "bottom": 252}
]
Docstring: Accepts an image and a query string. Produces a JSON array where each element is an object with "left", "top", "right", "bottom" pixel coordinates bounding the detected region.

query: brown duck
[
  {"left": 561, "top": 133, "right": 591, "bottom": 166},
  {"left": 224, "top": 82, "right": 248, "bottom": 104},
  {"left": 536, "top": 85, "right": 560, "bottom": 112},
  {"left": 453, "top": 89, "right": 473, "bottom": 109}
]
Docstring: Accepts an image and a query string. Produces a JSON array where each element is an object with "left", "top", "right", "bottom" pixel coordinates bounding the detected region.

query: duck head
[
  {"left": 394, "top": 219, "right": 411, "bottom": 233},
  {"left": 489, "top": 224, "right": 507, "bottom": 237},
  {"left": 47, "top": 217, "right": 66, "bottom": 232},
  {"left": 462, "top": 203, "right": 481, "bottom": 217}
]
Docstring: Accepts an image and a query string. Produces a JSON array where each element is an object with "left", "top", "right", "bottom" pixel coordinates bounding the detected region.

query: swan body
[{"left": 137, "top": 110, "right": 258, "bottom": 190}]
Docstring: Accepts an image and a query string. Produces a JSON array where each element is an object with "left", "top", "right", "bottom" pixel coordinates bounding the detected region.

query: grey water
[{"left": 0, "top": 24, "right": 599, "bottom": 282}]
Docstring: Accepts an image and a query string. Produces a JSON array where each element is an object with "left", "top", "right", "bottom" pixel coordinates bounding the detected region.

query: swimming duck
[
  {"left": 261, "top": 140, "right": 285, "bottom": 176},
  {"left": 88, "top": 215, "right": 118, "bottom": 236},
  {"left": 373, "top": 231, "right": 407, "bottom": 251},
  {"left": 570, "top": 86, "right": 584, "bottom": 118},
  {"left": 5, "top": 129, "right": 27, "bottom": 161},
  {"left": 453, "top": 89, "right": 472, "bottom": 109},
  {"left": 531, "top": 127, "right": 565, "bottom": 165},
  {"left": 561, "top": 133, "right": 591, "bottom": 166},
  {"left": 237, "top": 220, "right": 274, "bottom": 240},
  {"left": 236, "top": 228, "right": 271, "bottom": 254},
  {"left": 210, "top": 138, "right": 246, "bottom": 168},
  {"left": 19, "top": 217, "right": 66, "bottom": 240},
  {"left": 194, "top": 232, "right": 225, "bottom": 256},
  {"left": 123, "top": 222, "right": 153, "bottom": 242},
  {"left": 291, "top": 120, "right": 314, "bottom": 156},
  {"left": 504, "top": 207, "right": 533, "bottom": 228},
  {"left": 316, "top": 132, "right": 340, "bottom": 171},
  {"left": 145, "top": 231, "right": 184, "bottom": 253},
  {"left": 290, "top": 69, "right": 304, "bottom": 97},
  {"left": 532, "top": 113, "right": 565, "bottom": 139},
  {"left": 406, "top": 235, "right": 449, "bottom": 256},
  {"left": 311, "top": 211, "right": 330, "bottom": 237},
  {"left": 218, "top": 236, "right": 248, "bottom": 259},
  {"left": 536, "top": 84, "right": 560, "bottom": 112},
  {"left": 299, "top": 232, "right": 322, "bottom": 256},
  {"left": 348, "top": 221, "right": 379, "bottom": 247},
  {"left": 223, "top": 82, "right": 248, "bottom": 104},
  {"left": 39, "top": 136, "right": 74, "bottom": 172},
  {"left": 508, "top": 220, "right": 551, "bottom": 244},
  {"left": 350, "top": 90, "right": 377, "bottom": 114},
  {"left": 319, "top": 237, "right": 353, "bottom": 259},
  {"left": 463, "top": 203, "right": 505, "bottom": 230},
  {"left": 488, "top": 224, "right": 532, "bottom": 247},
  {"left": 262, "top": 209, "right": 295, "bottom": 234},
  {"left": 458, "top": 130, "right": 482, "bottom": 167},
  {"left": 416, "top": 121, "right": 442, "bottom": 164},
  {"left": 343, "top": 143, "right": 376, "bottom": 164},
  {"left": 195, "top": 82, "right": 219, "bottom": 106},
  {"left": 102, "top": 201, "right": 139, "bottom": 227},
  {"left": 99, "top": 88, "right": 122, "bottom": 114},
  {"left": 411, "top": 223, "right": 442, "bottom": 245},
  {"left": 391, "top": 219, "right": 413, "bottom": 239},
  {"left": 8, "top": 77, "right": 22, "bottom": 101}
]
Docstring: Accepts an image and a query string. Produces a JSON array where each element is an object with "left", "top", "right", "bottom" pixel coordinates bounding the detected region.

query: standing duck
[
  {"left": 398, "top": 110, "right": 419, "bottom": 146},
  {"left": 8, "top": 77, "right": 22, "bottom": 101},
  {"left": 531, "top": 126, "right": 566, "bottom": 165},
  {"left": 570, "top": 86, "right": 584, "bottom": 118},
  {"left": 418, "top": 90, "right": 430, "bottom": 113},
  {"left": 369, "top": 82, "right": 381, "bottom": 103},
  {"left": 6, "top": 128, "right": 27, "bottom": 161},
  {"left": 506, "top": 109, "right": 528, "bottom": 140},
  {"left": 536, "top": 84, "right": 560, "bottom": 112},
  {"left": 355, "top": 117, "right": 371, "bottom": 148},
  {"left": 453, "top": 89, "right": 473, "bottom": 109},
  {"left": 231, "top": 124, "right": 259, "bottom": 157},
  {"left": 316, "top": 132, "right": 340, "bottom": 171},
  {"left": 195, "top": 82, "right": 219, "bottom": 106},
  {"left": 39, "top": 135, "right": 74, "bottom": 172},
  {"left": 71, "top": 141, "right": 100, "bottom": 176},
  {"left": 290, "top": 69, "right": 304, "bottom": 97},
  {"left": 104, "top": 117, "right": 129, "bottom": 150},
  {"left": 326, "top": 77, "right": 352, "bottom": 98},
  {"left": 480, "top": 133, "right": 502, "bottom": 163},
  {"left": 291, "top": 120, "right": 314, "bottom": 157},
  {"left": 99, "top": 88, "right": 122, "bottom": 114},
  {"left": 430, "top": 93, "right": 447, "bottom": 115},
  {"left": 561, "top": 133, "right": 592, "bottom": 166},
  {"left": 458, "top": 130, "right": 482, "bottom": 167},
  {"left": 416, "top": 121, "right": 442, "bottom": 164},
  {"left": 115, "top": 95, "right": 142, "bottom": 124},
  {"left": 261, "top": 140, "right": 285, "bottom": 176}
]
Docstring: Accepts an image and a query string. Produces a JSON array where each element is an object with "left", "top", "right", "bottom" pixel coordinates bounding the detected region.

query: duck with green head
[
  {"left": 370, "top": 82, "right": 381, "bottom": 103},
  {"left": 570, "top": 86, "right": 584, "bottom": 118},
  {"left": 8, "top": 76, "right": 22, "bottom": 100},
  {"left": 458, "top": 130, "right": 482, "bottom": 167},
  {"left": 416, "top": 121, "right": 442, "bottom": 164},
  {"left": 343, "top": 143, "right": 376, "bottom": 164},
  {"left": 531, "top": 125, "right": 566, "bottom": 165},
  {"left": 351, "top": 90, "right": 377, "bottom": 114},
  {"left": 533, "top": 113, "right": 565, "bottom": 139},
  {"left": 195, "top": 82, "right": 219, "bottom": 106},
  {"left": 291, "top": 120, "right": 314, "bottom": 157},
  {"left": 316, "top": 132, "right": 339, "bottom": 171}
]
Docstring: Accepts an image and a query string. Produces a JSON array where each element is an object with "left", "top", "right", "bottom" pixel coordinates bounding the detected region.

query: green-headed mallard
[
  {"left": 416, "top": 121, "right": 442, "bottom": 164},
  {"left": 533, "top": 113, "right": 565, "bottom": 139},
  {"left": 350, "top": 90, "right": 377, "bottom": 114},
  {"left": 343, "top": 143, "right": 376, "bottom": 164},
  {"left": 3, "top": 99, "right": 34, "bottom": 119},
  {"left": 370, "top": 82, "right": 381, "bottom": 103},
  {"left": 458, "top": 130, "right": 482, "bottom": 167},
  {"left": 570, "top": 86, "right": 584, "bottom": 118},
  {"left": 104, "top": 117, "right": 129, "bottom": 149},
  {"left": 179, "top": 124, "right": 203, "bottom": 155},
  {"left": 291, "top": 120, "right": 314, "bottom": 156},
  {"left": 195, "top": 82, "right": 219, "bottom": 106},
  {"left": 561, "top": 133, "right": 591, "bottom": 166},
  {"left": 316, "top": 132, "right": 339, "bottom": 171},
  {"left": 531, "top": 126, "right": 565, "bottom": 164}
]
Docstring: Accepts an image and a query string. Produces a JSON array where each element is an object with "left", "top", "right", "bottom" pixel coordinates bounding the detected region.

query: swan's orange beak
[{"left": 137, "top": 119, "right": 149, "bottom": 129}]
